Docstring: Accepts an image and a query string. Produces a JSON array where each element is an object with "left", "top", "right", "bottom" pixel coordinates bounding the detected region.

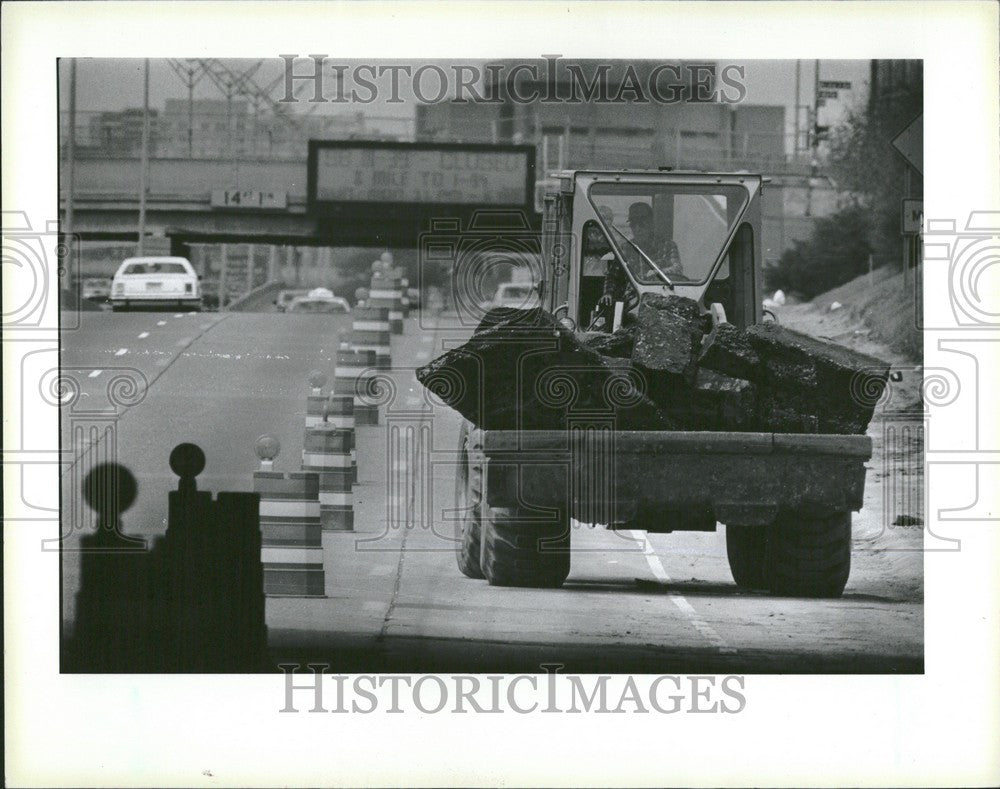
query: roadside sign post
[
  {"left": 901, "top": 198, "right": 924, "bottom": 235},
  {"left": 891, "top": 115, "right": 924, "bottom": 290}
]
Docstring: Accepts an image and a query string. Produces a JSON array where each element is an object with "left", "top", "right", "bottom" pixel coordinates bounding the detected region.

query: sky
[{"left": 60, "top": 58, "right": 872, "bottom": 140}]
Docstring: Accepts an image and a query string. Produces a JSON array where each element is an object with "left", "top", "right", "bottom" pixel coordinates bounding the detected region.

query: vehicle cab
[{"left": 541, "top": 170, "right": 764, "bottom": 332}]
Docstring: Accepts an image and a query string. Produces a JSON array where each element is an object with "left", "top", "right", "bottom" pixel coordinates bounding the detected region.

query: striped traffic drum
[
  {"left": 324, "top": 393, "right": 357, "bottom": 483},
  {"left": 368, "top": 272, "right": 404, "bottom": 335},
  {"left": 253, "top": 470, "right": 325, "bottom": 597},
  {"left": 335, "top": 343, "right": 379, "bottom": 426},
  {"left": 350, "top": 305, "right": 392, "bottom": 369},
  {"left": 301, "top": 425, "right": 354, "bottom": 532}
]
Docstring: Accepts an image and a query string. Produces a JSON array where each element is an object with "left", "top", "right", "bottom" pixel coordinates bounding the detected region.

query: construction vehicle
[{"left": 453, "top": 170, "right": 870, "bottom": 598}]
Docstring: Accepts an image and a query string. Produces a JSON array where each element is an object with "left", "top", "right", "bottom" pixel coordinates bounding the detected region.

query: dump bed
[{"left": 474, "top": 429, "right": 872, "bottom": 528}]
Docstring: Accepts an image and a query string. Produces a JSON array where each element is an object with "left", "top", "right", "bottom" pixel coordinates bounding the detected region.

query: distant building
[
  {"left": 415, "top": 59, "right": 786, "bottom": 177},
  {"left": 87, "top": 108, "right": 159, "bottom": 156},
  {"left": 157, "top": 99, "right": 382, "bottom": 158},
  {"left": 159, "top": 98, "right": 249, "bottom": 158}
]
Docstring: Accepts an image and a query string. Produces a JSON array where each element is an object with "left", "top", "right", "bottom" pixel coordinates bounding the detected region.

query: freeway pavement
[{"left": 58, "top": 307, "right": 923, "bottom": 673}]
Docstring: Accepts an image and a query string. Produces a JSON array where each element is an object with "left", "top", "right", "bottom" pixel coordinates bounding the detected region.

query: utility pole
[
  {"left": 188, "top": 79, "right": 195, "bottom": 157},
  {"left": 794, "top": 59, "right": 801, "bottom": 156},
  {"left": 805, "top": 59, "right": 820, "bottom": 218},
  {"left": 137, "top": 58, "right": 150, "bottom": 256},
  {"left": 65, "top": 58, "right": 77, "bottom": 240},
  {"left": 166, "top": 60, "right": 206, "bottom": 158},
  {"left": 903, "top": 168, "right": 912, "bottom": 289},
  {"left": 811, "top": 59, "right": 821, "bottom": 155}
]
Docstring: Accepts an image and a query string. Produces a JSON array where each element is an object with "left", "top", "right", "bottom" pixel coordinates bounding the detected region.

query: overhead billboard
[{"left": 307, "top": 141, "right": 536, "bottom": 213}]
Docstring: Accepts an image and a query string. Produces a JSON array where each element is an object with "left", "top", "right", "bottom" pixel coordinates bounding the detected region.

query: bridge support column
[
  {"left": 246, "top": 244, "right": 255, "bottom": 292},
  {"left": 268, "top": 245, "right": 277, "bottom": 282},
  {"left": 220, "top": 243, "right": 228, "bottom": 311}
]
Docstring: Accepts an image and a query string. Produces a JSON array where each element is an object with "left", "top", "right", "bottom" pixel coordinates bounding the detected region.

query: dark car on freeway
[{"left": 81, "top": 277, "right": 112, "bottom": 303}]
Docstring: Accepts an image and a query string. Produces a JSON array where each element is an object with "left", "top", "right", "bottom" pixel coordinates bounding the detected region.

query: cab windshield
[{"left": 587, "top": 182, "right": 749, "bottom": 286}]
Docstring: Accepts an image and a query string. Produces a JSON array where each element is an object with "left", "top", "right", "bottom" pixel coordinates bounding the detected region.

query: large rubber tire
[
  {"left": 764, "top": 512, "right": 852, "bottom": 598},
  {"left": 454, "top": 423, "right": 484, "bottom": 579},
  {"left": 725, "top": 524, "right": 768, "bottom": 589},
  {"left": 481, "top": 506, "right": 571, "bottom": 588}
]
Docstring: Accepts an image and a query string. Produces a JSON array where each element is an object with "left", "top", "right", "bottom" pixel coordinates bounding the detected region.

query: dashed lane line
[
  {"left": 138, "top": 331, "right": 150, "bottom": 339},
  {"left": 628, "top": 530, "right": 737, "bottom": 655},
  {"left": 157, "top": 321, "right": 167, "bottom": 326},
  {"left": 88, "top": 369, "right": 102, "bottom": 378},
  {"left": 64, "top": 313, "right": 233, "bottom": 476}
]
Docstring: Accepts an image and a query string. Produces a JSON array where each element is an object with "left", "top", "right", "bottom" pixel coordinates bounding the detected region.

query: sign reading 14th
[{"left": 211, "top": 190, "right": 288, "bottom": 210}]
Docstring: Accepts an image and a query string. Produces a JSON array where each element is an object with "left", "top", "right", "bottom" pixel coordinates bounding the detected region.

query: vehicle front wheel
[
  {"left": 764, "top": 512, "right": 851, "bottom": 598},
  {"left": 481, "top": 506, "right": 571, "bottom": 588},
  {"left": 454, "top": 423, "right": 484, "bottom": 579}
]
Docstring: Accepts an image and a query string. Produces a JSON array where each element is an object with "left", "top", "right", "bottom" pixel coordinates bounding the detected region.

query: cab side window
[
  {"left": 579, "top": 219, "right": 613, "bottom": 329},
  {"left": 704, "top": 223, "right": 754, "bottom": 328}
]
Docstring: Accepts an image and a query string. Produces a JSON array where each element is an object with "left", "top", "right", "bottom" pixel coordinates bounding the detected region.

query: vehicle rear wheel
[
  {"left": 481, "top": 505, "right": 571, "bottom": 588},
  {"left": 725, "top": 524, "right": 767, "bottom": 589},
  {"left": 764, "top": 512, "right": 851, "bottom": 598},
  {"left": 454, "top": 423, "right": 484, "bottom": 579}
]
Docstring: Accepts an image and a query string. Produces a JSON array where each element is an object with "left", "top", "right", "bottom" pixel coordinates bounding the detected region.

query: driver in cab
[{"left": 598, "top": 201, "right": 683, "bottom": 312}]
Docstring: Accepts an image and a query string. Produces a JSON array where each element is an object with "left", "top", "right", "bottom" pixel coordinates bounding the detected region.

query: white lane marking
[
  {"left": 88, "top": 369, "right": 103, "bottom": 378},
  {"left": 114, "top": 348, "right": 128, "bottom": 356},
  {"left": 628, "top": 530, "right": 737, "bottom": 655},
  {"left": 174, "top": 313, "right": 183, "bottom": 318},
  {"left": 138, "top": 331, "right": 150, "bottom": 339},
  {"left": 188, "top": 311, "right": 196, "bottom": 316},
  {"left": 157, "top": 320, "right": 167, "bottom": 326}
]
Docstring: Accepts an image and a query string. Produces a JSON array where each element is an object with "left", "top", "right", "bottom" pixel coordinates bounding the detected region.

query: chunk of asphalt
[{"left": 417, "top": 308, "right": 676, "bottom": 431}]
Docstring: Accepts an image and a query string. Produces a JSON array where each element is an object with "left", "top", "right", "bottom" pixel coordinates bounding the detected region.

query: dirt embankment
[
  {"left": 771, "top": 269, "right": 924, "bottom": 601},
  {"left": 776, "top": 267, "right": 922, "bottom": 364}
]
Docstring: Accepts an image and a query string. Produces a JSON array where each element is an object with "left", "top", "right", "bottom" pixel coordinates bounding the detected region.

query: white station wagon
[{"left": 110, "top": 256, "right": 202, "bottom": 311}]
